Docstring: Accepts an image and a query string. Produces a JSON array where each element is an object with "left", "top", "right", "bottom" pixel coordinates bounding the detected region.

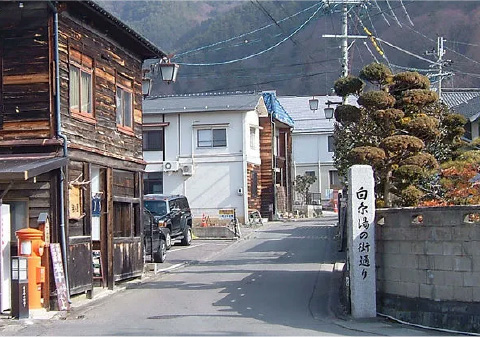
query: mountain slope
[{"left": 101, "top": 1, "right": 480, "bottom": 96}]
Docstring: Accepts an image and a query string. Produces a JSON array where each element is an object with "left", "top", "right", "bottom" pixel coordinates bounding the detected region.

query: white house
[
  {"left": 277, "top": 95, "right": 353, "bottom": 205},
  {"left": 142, "top": 92, "right": 266, "bottom": 224}
]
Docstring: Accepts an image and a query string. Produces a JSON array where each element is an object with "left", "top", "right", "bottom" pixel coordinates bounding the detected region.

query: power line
[
  {"left": 175, "top": 3, "right": 328, "bottom": 67},
  {"left": 173, "top": 2, "right": 323, "bottom": 60},
  {"left": 177, "top": 58, "right": 339, "bottom": 77},
  {"left": 200, "top": 70, "right": 340, "bottom": 94}
]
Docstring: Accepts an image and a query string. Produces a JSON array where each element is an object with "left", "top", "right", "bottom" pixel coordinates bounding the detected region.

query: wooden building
[
  {"left": 258, "top": 92, "right": 294, "bottom": 220},
  {"left": 0, "top": 1, "right": 167, "bottom": 310}
]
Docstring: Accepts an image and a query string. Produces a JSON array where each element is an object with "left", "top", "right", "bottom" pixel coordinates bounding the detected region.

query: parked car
[
  {"left": 144, "top": 194, "right": 193, "bottom": 249},
  {"left": 143, "top": 208, "right": 167, "bottom": 263}
]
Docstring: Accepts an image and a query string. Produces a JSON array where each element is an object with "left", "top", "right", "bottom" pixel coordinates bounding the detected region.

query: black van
[
  {"left": 144, "top": 194, "right": 193, "bottom": 249},
  {"left": 143, "top": 208, "right": 167, "bottom": 263}
]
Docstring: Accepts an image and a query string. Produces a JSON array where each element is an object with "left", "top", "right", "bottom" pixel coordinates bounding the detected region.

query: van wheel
[
  {"left": 153, "top": 239, "right": 167, "bottom": 263},
  {"left": 181, "top": 227, "right": 192, "bottom": 246},
  {"left": 165, "top": 230, "right": 172, "bottom": 250}
]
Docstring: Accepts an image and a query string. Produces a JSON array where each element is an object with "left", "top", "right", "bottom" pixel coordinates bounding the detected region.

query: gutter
[{"left": 48, "top": 0, "right": 71, "bottom": 302}]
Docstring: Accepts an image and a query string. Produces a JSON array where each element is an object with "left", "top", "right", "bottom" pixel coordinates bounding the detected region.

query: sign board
[
  {"left": 347, "top": 165, "right": 376, "bottom": 318},
  {"left": 49, "top": 243, "right": 70, "bottom": 311},
  {"left": 218, "top": 209, "right": 234, "bottom": 220},
  {"left": 69, "top": 186, "right": 82, "bottom": 220}
]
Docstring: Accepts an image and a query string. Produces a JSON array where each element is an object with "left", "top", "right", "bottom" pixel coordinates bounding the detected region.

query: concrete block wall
[{"left": 375, "top": 206, "right": 480, "bottom": 332}]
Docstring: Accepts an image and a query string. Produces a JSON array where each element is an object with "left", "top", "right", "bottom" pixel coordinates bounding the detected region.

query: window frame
[
  {"left": 143, "top": 129, "right": 164, "bottom": 151},
  {"left": 328, "top": 135, "right": 335, "bottom": 153},
  {"left": 144, "top": 172, "right": 163, "bottom": 194},
  {"left": 69, "top": 51, "right": 94, "bottom": 123},
  {"left": 116, "top": 75, "right": 134, "bottom": 135},
  {"left": 197, "top": 128, "right": 227, "bottom": 148},
  {"left": 329, "top": 170, "right": 342, "bottom": 189},
  {"left": 249, "top": 127, "right": 257, "bottom": 149}
]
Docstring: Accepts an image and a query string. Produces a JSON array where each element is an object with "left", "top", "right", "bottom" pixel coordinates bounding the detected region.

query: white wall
[
  {"left": 292, "top": 132, "right": 335, "bottom": 201},
  {"left": 244, "top": 110, "right": 261, "bottom": 165},
  {"left": 151, "top": 109, "right": 261, "bottom": 223}
]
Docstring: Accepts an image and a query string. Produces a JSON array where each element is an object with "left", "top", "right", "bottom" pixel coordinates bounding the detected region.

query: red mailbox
[{"left": 15, "top": 228, "right": 45, "bottom": 309}]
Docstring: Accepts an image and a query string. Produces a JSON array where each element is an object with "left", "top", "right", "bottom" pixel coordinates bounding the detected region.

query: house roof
[
  {"left": 262, "top": 92, "right": 294, "bottom": 127},
  {"left": 442, "top": 88, "right": 480, "bottom": 108},
  {"left": 143, "top": 92, "right": 262, "bottom": 114},
  {"left": 452, "top": 96, "right": 480, "bottom": 122},
  {"left": 277, "top": 95, "right": 356, "bottom": 133},
  {"left": 65, "top": 1, "right": 167, "bottom": 59},
  {"left": 0, "top": 155, "right": 68, "bottom": 182}
]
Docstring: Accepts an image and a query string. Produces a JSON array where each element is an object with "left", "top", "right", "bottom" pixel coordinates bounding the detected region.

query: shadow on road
[{"left": 125, "top": 224, "right": 349, "bottom": 335}]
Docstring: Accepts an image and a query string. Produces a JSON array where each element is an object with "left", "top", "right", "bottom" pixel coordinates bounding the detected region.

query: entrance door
[{"left": 0, "top": 204, "right": 10, "bottom": 313}]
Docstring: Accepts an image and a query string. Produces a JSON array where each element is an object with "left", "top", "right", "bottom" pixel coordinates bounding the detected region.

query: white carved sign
[{"left": 347, "top": 165, "right": 376, "bottom": 318}]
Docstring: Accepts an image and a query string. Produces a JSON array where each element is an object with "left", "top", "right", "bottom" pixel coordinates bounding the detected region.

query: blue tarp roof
[{"left": 262, "top": 92, "right": 294, "bottom": 127}]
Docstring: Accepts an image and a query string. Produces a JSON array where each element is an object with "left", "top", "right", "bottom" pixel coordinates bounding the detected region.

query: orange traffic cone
[
  {"left": 334, "top": 201, "right": 338, "bottom": 213},
  {"left": 201, "top": 214, "right": 208, "bottom": 227}
]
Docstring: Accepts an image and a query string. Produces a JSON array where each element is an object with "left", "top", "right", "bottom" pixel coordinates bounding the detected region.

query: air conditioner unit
[
  {"left": 182, "top": 164, "right": 194, "bottom": 176},
  {"left": 163, "top": 161, "right": 179, "bottom": 172}
]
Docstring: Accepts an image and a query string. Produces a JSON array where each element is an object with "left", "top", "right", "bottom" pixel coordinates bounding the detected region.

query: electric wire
[
  {"left": 175, "top": 3, "right": 329, "bottom": 67},
  {"left": 364, "top": 41, "right": 379, "bottom": 63},
  {"left": 385, "top": 0, "right": 402, "bottom": 27},
  {"left": 200, "top": 70, "right": 340, "bottom": 94},
  {"left": 372, "top": 0, "right": 390, "bottom": 26},
  {"left": 173, "top": 2, "right": 323, "bottom": 60},
  {"left": 251, "top": 0, "right": 300, "bottom": 48},
  {"left": 376, "top": 37, "right": 437, "bottom": 65},
  {"left": 399, "top": 0, "right": 414, "bottom": 26}
]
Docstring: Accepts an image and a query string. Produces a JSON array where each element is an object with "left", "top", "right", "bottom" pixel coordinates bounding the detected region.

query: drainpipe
[
  {"left": 271, "top": 113, "right": 277, "bottom": 220},
  {"left": 48, "top": 1, "right": 71, "bottom": 301}
]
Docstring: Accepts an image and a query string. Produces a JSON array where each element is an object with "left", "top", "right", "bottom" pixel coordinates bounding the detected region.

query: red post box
[{"left": 15, "top": 228, "right": 45, "bottom": 309}]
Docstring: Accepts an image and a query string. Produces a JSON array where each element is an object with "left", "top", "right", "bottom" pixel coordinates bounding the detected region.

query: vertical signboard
[
  {"left": 347, "top": 165, "right": 376, "bottom": 318},
  {"left": 49, "top": 243, "right": 70, "bottom": 311}
]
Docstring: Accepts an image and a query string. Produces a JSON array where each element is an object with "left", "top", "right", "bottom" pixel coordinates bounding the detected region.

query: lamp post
[
  {"left": 325, "top": 100, "right": 342, "bottom": 120},
  {"left": 309, "top": 97, "right": 342, "bottom": 120},
  {"left": 142, "top": 56, "right": 180, "bottom": 98}
]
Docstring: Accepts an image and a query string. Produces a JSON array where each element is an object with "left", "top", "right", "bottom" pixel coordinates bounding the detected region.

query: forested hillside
[{"left": 99, "top": 1, "right": 480, "bottom": 96}]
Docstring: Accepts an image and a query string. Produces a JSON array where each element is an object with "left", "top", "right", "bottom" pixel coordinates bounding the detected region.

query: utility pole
[
  {"left": 426, "top": 36, "right": 453, "bottom": 100},
  {"left": 323, "top": 1, "right": 367, "bottom": 77}
]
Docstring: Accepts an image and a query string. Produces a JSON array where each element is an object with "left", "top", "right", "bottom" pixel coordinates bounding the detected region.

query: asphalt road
[{"left": 7, "top": 219, "right": 451, "bottom": 336}]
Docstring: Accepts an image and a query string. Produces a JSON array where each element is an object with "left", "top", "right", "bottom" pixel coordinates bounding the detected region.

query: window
[
  {"left": 143, "top": 130, "right": 164, "bottom": 151},
  {"left": 69, "top": 51, "right": 93, "bottom": 117},
  {"left": 465, "top": 121, "right": 472, "bottom": 140},
  {"left": 116, "top": 86, "right": 133, "bottom": 130},
  {"left": 197, "top": 128, "right": 227, "bottom": 148},
  {"left": 144, "top": 172, "right": 163, "bottom": 194},
  {"left": 305, "top": 171, "right": 316, "bottom": 177},
  {"left": 250, "top": 127, "right": 256, "bottom": 149},
  {"left": 328, "top": 135, "right": 335, "bottom": 152},
  {"left": 329, "top": 170, "right": 342, "bottom": 188},
  {"left": 113, "top": 202, "right": 132, "bottom": 237},
  {"left": 251, "top": 170, "right": 258, "bottom": 197}
]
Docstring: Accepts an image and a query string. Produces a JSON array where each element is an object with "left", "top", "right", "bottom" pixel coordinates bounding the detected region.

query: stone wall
[{"left": 375, "top": 206, "right": 480, "bottom": 332}]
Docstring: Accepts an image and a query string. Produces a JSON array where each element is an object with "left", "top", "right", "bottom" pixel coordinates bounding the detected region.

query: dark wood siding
[
  {"left": 113, "top": 169, "right": 135, "bottom": 198},
  {"left": 58, "top": 13, "right": 144, "bottom": 164},
  {"left": 1, "top": 173, "right": 52, "bottom": 227},
  {"left": 0, "top": 4, "right": 52, "bottom": 140}
]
